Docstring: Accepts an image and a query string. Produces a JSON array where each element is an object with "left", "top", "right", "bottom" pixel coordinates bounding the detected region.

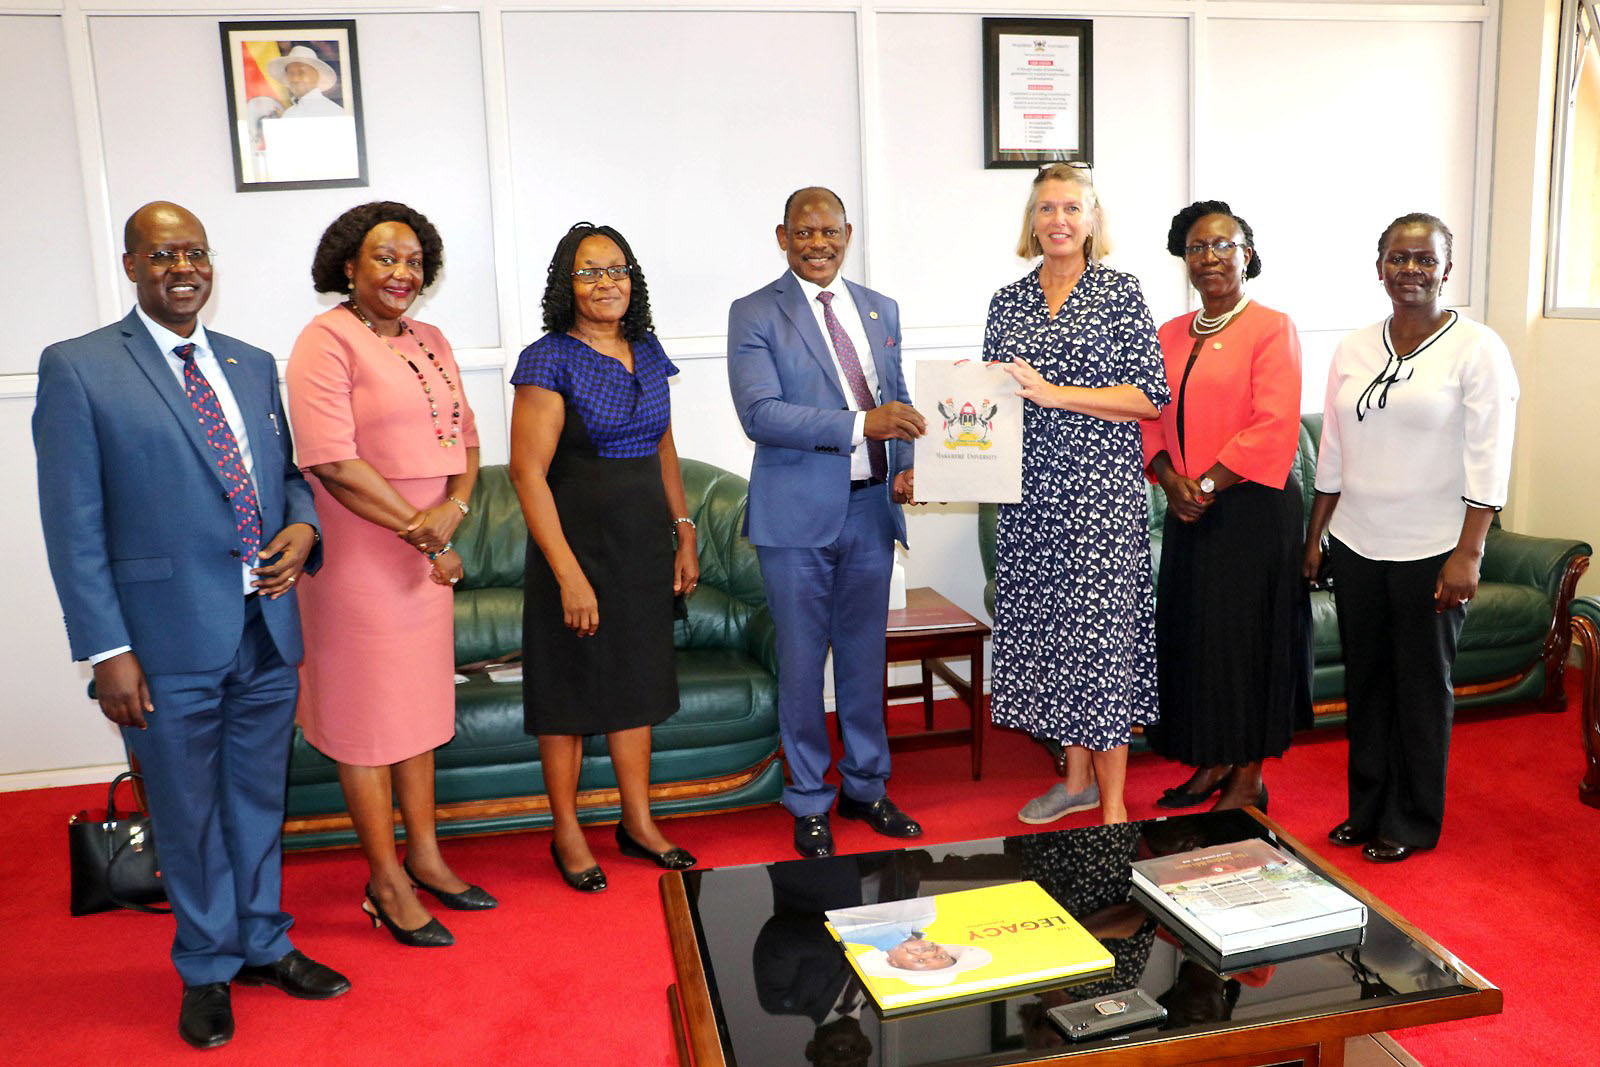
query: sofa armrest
[
  {"left": 1480, "top": 527, "right": 1592, "bottom": 603},
  {"left": 744, "top": 605, "right": 780, "bottom": 679}
]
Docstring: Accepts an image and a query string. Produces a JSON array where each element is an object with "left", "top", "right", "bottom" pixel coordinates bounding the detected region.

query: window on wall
[{"left": 1548, "top": 0, "right": 1600, "bottom": 315}]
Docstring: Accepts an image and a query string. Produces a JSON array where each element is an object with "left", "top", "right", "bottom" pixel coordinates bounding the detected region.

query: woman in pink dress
[{"left": 287, "top": 201, "right": 494, "bottom": 948}]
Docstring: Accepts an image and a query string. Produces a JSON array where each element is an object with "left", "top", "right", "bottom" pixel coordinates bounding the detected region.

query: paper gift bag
[{"left": 912, "top": 360, "right": 1022, "bottom": 503}]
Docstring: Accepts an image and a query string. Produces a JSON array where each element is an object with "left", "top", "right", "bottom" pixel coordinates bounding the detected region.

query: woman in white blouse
[{"left": 1303, "top": 213, "right": 1518, "bottom": 864}]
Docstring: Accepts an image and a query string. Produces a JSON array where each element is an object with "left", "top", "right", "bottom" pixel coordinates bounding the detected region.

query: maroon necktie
[
  {"left": 816, "top": 291, "right": 887, "bottom": 482},
  {"left": 176, "top": 344, "right": 262, "bottom": 561}
]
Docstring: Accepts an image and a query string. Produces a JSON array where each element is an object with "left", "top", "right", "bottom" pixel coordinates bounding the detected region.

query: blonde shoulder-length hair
[{"left": 1014, "top": 163, "right": 1112, "bottom": 262}]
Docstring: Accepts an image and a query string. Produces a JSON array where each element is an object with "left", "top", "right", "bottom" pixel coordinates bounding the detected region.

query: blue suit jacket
[
  {"left": 728, "top": 273, "right": 910, "bottom": 549},
  {"left": 34, "top": 310, "right": 320, "bottom": 675}
]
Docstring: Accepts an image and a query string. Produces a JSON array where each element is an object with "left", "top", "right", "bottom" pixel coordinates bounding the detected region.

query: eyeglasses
[
  {"left": 1184, "top": 240, "right": 1246, "bottom": 258},
  {"left": 571, "top": 265, "right": 632, "bottom": 283},
  {"left": 1036, "top": 161, "right": 1093, "bottom": 179},
  {"left": 141, "top": 248, "right": 216, "bottom": 269}
]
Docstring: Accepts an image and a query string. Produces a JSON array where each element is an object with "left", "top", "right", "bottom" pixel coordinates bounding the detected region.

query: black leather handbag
[{"left": 68, "top": 771, "right": 170, "bottom": 915}]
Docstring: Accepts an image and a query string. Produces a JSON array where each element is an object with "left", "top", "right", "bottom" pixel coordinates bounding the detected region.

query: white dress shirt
[
  {"left": 89, "top": 309, "right": 264, "bottom": 665},
  {"left": 793, "top": 272, "right": 879, "bottom": 480}
]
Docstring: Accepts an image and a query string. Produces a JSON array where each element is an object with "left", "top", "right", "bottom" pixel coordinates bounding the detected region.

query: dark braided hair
[
  {"left": 1165, "top": 199, "right": 1262, "bottom": 279},
  {"left": 310, "top": 201, "right": 444, "bottom": 293},
  {"left": 540, "top": 223, "right": 654, "bottom": 342},
  {"left": 1377, "top": 212, "right": 1453, "bottom": 263}
]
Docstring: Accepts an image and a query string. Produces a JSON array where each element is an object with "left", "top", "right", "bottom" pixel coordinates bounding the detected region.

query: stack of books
[
  {"left": 824, "top": 880, "right": 1113, "bottom": 1015},
  {"left": 1131, "top": 839, "right": 1367, "bottom": 970}
]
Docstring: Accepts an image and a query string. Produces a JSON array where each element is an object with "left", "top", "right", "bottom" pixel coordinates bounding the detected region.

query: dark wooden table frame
[
  {"left": 661, "top": 809, "right": 1501, "bottom": 1067},
  {"left": 882, "top": 587, "right": 991, "bottom": 780}
]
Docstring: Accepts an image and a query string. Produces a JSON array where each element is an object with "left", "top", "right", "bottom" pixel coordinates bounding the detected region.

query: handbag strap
[{"left": 104, "top": 770, "right": 172, "bottom": 914}]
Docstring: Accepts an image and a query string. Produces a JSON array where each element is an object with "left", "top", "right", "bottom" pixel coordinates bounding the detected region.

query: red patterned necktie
[
  {"left": 175, "top": 344, "right": 262, "bottom": 561},
  {"left": 816, "top": 291, "right": 887, "bottom": 482}
]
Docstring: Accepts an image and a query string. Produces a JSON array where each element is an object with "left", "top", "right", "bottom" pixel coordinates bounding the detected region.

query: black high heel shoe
[
  {"left": 1155, "top": 772, "right": 1228, "bottom": 809},
  {"left": 550, "top": 840, "right": 607, "bottom": 893},
  {"left": 403, "top": 859, "right": 498, "bottom": 911},
  {"left": 615, "top": 823, "right": 697, "bottom": 871},
  {"left": 361, "top": 886, "right": 454, "bottom": 947}
]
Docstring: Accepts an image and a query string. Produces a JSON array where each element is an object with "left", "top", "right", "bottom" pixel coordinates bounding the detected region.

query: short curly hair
[
  {"left": 540, "top": 223, "right": 655, "bottom": 342},
  {"left": 1166, "top": 200, "right": 1262, "bottom": 279},
  {"left": 1377, "top": 212, "right": 1453, "bottom": 264},
  {"left": 310, "top": 201, "right": 444, "bottom": 294}
]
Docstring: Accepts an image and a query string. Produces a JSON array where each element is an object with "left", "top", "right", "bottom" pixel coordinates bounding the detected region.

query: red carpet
[{"left": 4, "top": 686, "right": 1597, "bottom": 1065}]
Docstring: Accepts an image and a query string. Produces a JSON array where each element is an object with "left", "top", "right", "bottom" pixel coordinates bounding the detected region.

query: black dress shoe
[
  {"left": 615, "top": 823, "right": 697, "bottom": 870},
  {"left": 236, "top": 949, "right": 351, "bottom": 999},
  {"left": 1363, "top": 837, "right": 1416, "bottom": 863},
  {"left": 793, "top": 813, "right": 834, "bottom": 858},
  {"left": 836, "top": 795, "right": 923, "bottom": 838},
  {"left": 362, "top": 886, "right": 456, "bottom": 946},
  {"left": 550, "top": 840, "right": 607, "bottom": 893},
  {"left": 178, "top": 982, "right": 233, "bottom": 1050},
  {"left": 404, "top": 859, "right": 498, "bottom": 910},
  {"left": 1155, "top": 776, "right": 1226, "bottom": 809},
  {"left": 1328, "top": 821, "right": 1373, "bottom": 847}
]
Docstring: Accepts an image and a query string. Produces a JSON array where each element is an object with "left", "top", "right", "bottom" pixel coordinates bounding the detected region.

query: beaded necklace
[
  {"left": 1192, "top": 295, "right": 1250, "bottom": 337},
  {"left": 345, "top": 301, "right": 461, "bottom": 447}
]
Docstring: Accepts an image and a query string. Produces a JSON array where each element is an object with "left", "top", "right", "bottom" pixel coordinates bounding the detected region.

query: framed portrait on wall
[
  {"left": 982, "top": 17, "right": 1094, "bottom": 169},
  {"left": 219, "top": 19, "right": 368, "bottom": 192}
]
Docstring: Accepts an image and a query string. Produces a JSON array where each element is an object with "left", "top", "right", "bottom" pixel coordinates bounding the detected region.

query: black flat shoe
[
  {"left": 1362, "top": 837, "right": 1416, "bottom": 863},
  {"left": 362, "top": 886, "right": 455, "bottom": 947},
  {"left": 179, "top": 982, "right": 233, "bottom": 1050},
  {"left": 793, "top": 813, "right": 834, "bottom": 859},
  {"left": 404, "top": 859, "right": 498, "bottom": 910},
  {"left": 1328, "top": 821, "right": 1373, "bottom": 847},
  {"left": 836, "top": 794, "right": 923, "bottom": 838},
  {"left": 235, "top": 949, "right": 351, "bottom": 999},
  {"left": 1155, "top": 776, "right": 1226, "bottom": 809},
  {"left": 615, "top": 823, "right": 696, "bottom": 870},
  {"left": 550, "top": 840, "right": 607, "bottom": 892}
]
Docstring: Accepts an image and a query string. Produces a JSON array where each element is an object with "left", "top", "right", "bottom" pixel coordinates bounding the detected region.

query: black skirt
[
  {"left": 522, "top": 407, "right": 678, "bottom": 736},
  {"left": 1146, "top": 480, "right": 1313, "bottom": 765}
]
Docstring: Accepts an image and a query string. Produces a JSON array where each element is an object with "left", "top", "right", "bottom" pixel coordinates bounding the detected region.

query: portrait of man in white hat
[{"left": 266, "top": 44, "right": 344, "bottom": 118}]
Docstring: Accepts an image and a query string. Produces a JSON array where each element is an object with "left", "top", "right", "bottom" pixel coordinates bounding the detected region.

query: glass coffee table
[{"left": 660, "top": 809, "right": 1499, "bottom": 1066}]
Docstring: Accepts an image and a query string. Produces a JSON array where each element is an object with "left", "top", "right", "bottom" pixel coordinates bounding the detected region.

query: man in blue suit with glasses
[
  {"left": 728, "top": 186, "right": 928, "bottom": 859},
  {"left": 34, "top": 201, "right": 348, "bottom": 1050}
]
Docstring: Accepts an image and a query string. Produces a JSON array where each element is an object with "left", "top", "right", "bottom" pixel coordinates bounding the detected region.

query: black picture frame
[
  {"left": 218, "top": 19, "right": 369, "bottom": 192},
  {"left": 982, "top": 17, "right": 1094, "bottom": 170}
]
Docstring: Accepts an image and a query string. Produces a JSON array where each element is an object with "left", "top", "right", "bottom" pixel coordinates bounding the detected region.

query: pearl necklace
[
  {"left": 1193, "top": 295, "right": 1250, "bottom": 336},
  {"left": 345, "top": 301, "right": 461, "bottom": 447}
]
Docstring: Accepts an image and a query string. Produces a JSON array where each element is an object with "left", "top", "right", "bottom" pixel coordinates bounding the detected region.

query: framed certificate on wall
[{"left": 982, "top": 17, "right": 1094, "bottom": 169}]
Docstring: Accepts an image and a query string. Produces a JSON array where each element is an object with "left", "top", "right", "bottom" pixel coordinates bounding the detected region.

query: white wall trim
[{"left": 0, "top": 763, "right": 126, "bottom": 793}]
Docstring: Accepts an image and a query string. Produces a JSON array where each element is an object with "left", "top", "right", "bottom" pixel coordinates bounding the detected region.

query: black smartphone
[{"left": 1046, "top": 989, "right": 1167, "bottom": 1042}]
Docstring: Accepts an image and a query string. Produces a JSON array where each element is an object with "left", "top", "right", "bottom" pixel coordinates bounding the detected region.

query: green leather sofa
[
  {"left": 1566, "top": 596, "right": 1600, "bottom": 808},
  {"left": 282, "top": 459, "right": 783, "bottom": 850},
  {"left": 979, "top": 414, "right": 1592, "bottom": 737}
]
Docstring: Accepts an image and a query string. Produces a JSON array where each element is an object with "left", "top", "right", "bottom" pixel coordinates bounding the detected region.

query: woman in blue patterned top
[
  {"left": 986, "top": 164, "right": 1169, "bottom": 826},
  {"left": 508, "top": 223, "right": 699, "bottom": 892}
]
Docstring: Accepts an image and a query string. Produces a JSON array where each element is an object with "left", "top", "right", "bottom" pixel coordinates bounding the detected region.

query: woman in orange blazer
[{"left": 1139, "top": 200, "right": 1313, "bottom": 812}]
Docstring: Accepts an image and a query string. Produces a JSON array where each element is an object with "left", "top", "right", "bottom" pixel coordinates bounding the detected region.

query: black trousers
[{"left": 1328, "top": 538, "right": 1465, "bottom": 849}]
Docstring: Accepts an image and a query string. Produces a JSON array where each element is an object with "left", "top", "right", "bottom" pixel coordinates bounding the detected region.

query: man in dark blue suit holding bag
[
  {"left": 34, "top": 202, "right": 348, "bottom": 1050},
  {"left": 728, "top": 186, "right": 927, "bottom": 859}
]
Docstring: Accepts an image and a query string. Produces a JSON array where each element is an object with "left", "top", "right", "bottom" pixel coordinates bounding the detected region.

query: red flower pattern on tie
[
  {"left": 816, "top": 291, "right": 887, "bottom": 482},
  {"left": 176, "top": 344, "right": 262, "bottom": 561}
]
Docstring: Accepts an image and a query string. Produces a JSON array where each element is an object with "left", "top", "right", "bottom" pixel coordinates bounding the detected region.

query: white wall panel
[
  {"left": 2, "top": 15, "right": 100, "bottom": 373},
  {"left": 88, "top": 12, "right": 499, "bottom": 359},
  {"left": 499, "top": 10, "right": 863, "bottom": 348},
  {"left": 1203, "top": 18, "right": 1483, "bottom": 333},
  {"left": 873, "top": 13, "right": 1192, "bottom": 340}
]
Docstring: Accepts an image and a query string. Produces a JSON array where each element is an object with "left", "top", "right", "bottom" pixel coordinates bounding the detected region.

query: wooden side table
[{"left": 883, "top": 586, "right": 991, "bottom": 779}]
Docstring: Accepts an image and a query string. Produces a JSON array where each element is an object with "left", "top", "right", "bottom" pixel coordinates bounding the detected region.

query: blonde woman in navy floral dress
[
  {"left": 987, "top": 165, "right": 1169, "bottom": 825},
  {"left": 509, "top": 223, "right": 700, "bottom": 893}
]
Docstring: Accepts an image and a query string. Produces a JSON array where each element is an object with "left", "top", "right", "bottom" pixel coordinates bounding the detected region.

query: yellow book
[{"left": 824, "top": 880, "right": 1114, "bottom": 1016}]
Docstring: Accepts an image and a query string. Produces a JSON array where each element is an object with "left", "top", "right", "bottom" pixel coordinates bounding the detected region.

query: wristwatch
[{"left": 1198, "top": 476, "right": 1216, "bottom": 494}]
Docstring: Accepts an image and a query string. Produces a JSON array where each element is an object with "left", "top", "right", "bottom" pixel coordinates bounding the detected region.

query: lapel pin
[
  {"left": 869, "top": 311, "right": 879, "bottom": 320},
  {"left": 225, "top": 357, "right": 238, "bottom": 364},
  {"left": 886, "top": 337, "right": 896, "bottom": 346}
]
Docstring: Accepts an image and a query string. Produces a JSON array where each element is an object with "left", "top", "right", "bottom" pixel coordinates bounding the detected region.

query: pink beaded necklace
[{"left": 345, "top": 301, "right": 461, "bottom": 447}]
